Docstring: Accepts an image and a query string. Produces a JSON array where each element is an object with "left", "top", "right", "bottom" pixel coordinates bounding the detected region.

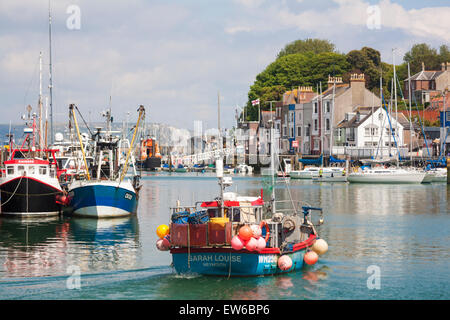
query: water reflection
[{"left": 0, "top": 216, "right": 140, "bottom": 277}]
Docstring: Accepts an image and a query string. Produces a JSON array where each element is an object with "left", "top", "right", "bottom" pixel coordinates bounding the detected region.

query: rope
[{"left": 1, "top": 176, "right": 24, "bottom": 206}]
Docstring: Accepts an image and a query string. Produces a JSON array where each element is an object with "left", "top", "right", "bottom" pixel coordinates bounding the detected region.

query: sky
[{"left": 0, "top": 0, "right": 449, "bottom": 132}]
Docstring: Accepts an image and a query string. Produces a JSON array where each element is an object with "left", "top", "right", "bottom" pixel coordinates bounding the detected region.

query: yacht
[{"left": 347, "top": 167, "right": 426, "bottom": 184}]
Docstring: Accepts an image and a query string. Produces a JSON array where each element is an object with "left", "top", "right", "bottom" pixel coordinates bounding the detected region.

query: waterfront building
[
  {"left": 404, "top": 62, "right": 450, "bottom": 103},
  {"left": 334, "top": 106, "right": 405, "bottom": 159}
]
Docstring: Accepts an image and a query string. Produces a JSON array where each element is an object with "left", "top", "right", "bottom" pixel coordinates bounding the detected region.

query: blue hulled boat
[{"left": 66, "top": 104, "right": 145, "bottom": 218}]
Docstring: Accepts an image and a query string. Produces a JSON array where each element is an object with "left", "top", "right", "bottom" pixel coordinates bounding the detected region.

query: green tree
[
  {"left": 403, "top": 43, "right": 440, "bottom": 73},
  {"left": 277, "top": 38, "right": 335, "bottom": 59}
]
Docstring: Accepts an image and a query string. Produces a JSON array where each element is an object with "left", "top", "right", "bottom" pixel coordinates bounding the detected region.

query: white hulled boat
[{"left": 347, "top": 168, "right": 425, "bottom": 184}]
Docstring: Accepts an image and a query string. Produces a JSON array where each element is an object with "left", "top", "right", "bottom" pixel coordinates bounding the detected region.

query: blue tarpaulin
[
  {"left": 329, "top": 155, "right": 346, "bottom": 163},
  {"left": 298, "top": 155, "right": 322, "bottom": 165}
]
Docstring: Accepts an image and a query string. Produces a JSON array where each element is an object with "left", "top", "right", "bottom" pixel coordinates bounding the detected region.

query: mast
[
  {"left": 270, "top": 101, "right": 276, "bottom": 214},
  {"left": 320, "top": 82, "right": 324, "bottom": 167},
  {"left": 329, "top": 78, "right": 336, "bottom": 160},
  {"left": 408, "top": 62, "right": 413, "bottom": 163},
  {"left": 379, "top": 75, "right": 383, "bottom": 158},
  {"left": 48, "top": 1, "right": 54, "bottom": 146},
  {"left": 389, "top": 78, "right": 393, "bottom": 157},
  {"left": 39, "top": 52, "right": 43, "bottom": 153},
  {"left": 393, "top": 48, "right": 399, "bottom": 165}
]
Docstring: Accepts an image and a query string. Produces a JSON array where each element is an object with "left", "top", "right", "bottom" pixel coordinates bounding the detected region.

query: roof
[
  {"left": 405, "top": 70, "right": 446, "bottom": 81},
  {"left": 337, "top": 106, "right": 378, "bottom": 128}
]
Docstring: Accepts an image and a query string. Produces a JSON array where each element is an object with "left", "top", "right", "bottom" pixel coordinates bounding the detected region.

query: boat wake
[{"left": 0, "top": 265, "right": 172, "bottom": 300}]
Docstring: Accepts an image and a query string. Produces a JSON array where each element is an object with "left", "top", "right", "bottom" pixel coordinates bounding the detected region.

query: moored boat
[
  {"left": 66, "top": 104, "right": 144, "bottom": 218},
  {"left": 347, "top": 168, "right": 425, "bottom": 184}
]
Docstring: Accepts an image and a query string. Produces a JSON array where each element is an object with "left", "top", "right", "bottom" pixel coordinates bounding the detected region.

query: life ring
[{"left": 259, "top": 220, "right": 270, "bottom": 242}]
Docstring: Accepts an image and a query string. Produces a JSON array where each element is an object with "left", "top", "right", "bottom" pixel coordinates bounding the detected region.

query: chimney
[
  {"left": 350, "top": 73, "right": 365, "bottom": 107},
  {"left": 422, "top": 61, "right": 425, "bottom": 71},
  {"left": 328, "top": 75, "right": 343, "bottom": 86}
]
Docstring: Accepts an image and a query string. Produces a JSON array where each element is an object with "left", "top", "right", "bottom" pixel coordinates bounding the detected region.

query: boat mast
[
  {"left": 408, "top": 62, "right": 413, "bottom": 163},
  {"left": 70, "top": 104, "right": 90, "bottom": 180},
  {"left": 39, "top": 52, "right": 43, "bottom": 154},
  {"left": 217, "top": 91, "right": 224, "bottom": 217},
  {"left": 329, "top": 78, "right": 336, "bottom": 161},
  {"left": 270, "top": 101, "right": 276, "bottom": 215},
  {"left": 393, "top": 48, "right": 399, "bottom": 166},
  {"left": 320, "top": 81, "right": 324, "bottom": 167},
  {"left": 48, "top": 0, "right": 54, "bottom": 146}
]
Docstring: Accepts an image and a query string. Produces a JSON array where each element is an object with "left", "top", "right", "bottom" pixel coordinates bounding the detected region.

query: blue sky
[{"left": 0, "top": 0, "right": 449, "bottom": 131}]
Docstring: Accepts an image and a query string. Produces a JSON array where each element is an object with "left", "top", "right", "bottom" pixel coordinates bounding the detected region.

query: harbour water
[{"left": 0, "top": 173, "right": 448, "bottom": 300}]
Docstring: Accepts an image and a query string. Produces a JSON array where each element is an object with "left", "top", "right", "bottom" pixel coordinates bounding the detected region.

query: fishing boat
[
  {"left": 0, "top": 115, "right": 64, "bottom": 217},
  {"left": 347, "top": 167, "right": 425, "bottom": 184},
  {"left": 156, "top": 121, "right": 328, "bottom": 276},
  {"left": 67, "top": 104, "right": 145, "bottom": 218},
  {"left": 136, "top": 137, "right": 162, "bottom": 171}
]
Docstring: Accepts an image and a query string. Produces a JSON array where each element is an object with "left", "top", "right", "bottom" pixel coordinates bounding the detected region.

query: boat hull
[
  {"left": 0, "top": 177, "right": 62, "bottom": 216},
  {"left": 68, "top": 181, "right": 138, "bottom": 218},
  {"left": 170, "top": 247, "right": 306, "bottom": 276},
  {"left": 347, "top": 172, "right": 425, "bottom": 184}
]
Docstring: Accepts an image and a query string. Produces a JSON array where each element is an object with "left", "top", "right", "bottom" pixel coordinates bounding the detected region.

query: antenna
[{"left": 48, "top": 0, "right": 54, "bottom": 145}]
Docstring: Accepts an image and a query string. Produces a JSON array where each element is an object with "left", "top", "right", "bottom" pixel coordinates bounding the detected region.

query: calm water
[{"left": 0, "top": 172, "right": 448, "bottom": 300}]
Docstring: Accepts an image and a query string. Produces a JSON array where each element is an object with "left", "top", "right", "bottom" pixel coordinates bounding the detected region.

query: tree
[
  {"left": 403, "top": 43, "right": 440, "bottom": 73},
  {"left": 345, "top": 47, "right": 382, "bottom": 91},
  {"left": 277, "top": 38, "right": 335, "bottom": 59}
]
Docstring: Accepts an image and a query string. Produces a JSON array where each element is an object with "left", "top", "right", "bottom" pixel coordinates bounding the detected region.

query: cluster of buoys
[
  {"left": 156, "top": 224, "right": 171, "bottom": 251},
  {"left": 304, "top": 238, "right": 328, "bottom": 265},
  {"left": 231, "top": 223, "right": 269, "bottom": 252}
]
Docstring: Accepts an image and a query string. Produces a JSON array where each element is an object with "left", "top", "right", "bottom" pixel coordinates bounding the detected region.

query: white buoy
[{"left": 311, "top": 239, "right": 328, "bottom": 255}]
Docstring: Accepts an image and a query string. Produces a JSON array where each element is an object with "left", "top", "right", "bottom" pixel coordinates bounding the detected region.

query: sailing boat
[
  {"left": 157, "top": 106, "right": 328, "bottom": 276},
  {"left": 67, "top": 105, "right": 145, "bottom": 218},
  {"left": 347, "top": 59, "right": 425, "bottom": 184}
]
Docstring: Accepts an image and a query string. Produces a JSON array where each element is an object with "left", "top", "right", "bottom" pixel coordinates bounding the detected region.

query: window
[
  {"left": 314, "top": 102, "right": 318, "bottom": 114},
  {"left": 446, "top": 111, "right": 450, "bottom": 122},
  {"left": 326, "top": 101, "right": 331, "bottom": 113},
  {"left": 50, "top": 168, "right": 56, "bottom": 178},
  {"left": 283, "top": 126, "right": 287, "bottom": 136},
  {"left": 306, "top": 126, "right": 310, "bottom": 136},
  {"left": 18, "top": 166, "right": 25, "bottom": 175},
  {"left": 326, "top": 118, "right": 330, "bottom": 131},
  {"left": 313, "top": 140, "right": 319, "bottom": 150},
  {"left": 7, "top": 166, "right": 14, "bottom": 175},
  {"left": 28, "top": 166, "right": 35, "bottom": 174},
  {"left": 297, "top": 126, "right": 302, "bottom": 136},
  {"left": 378, "top": 113, "right": 383, "bottom": 121},
  {"left": 314, "top": 119, "right": 318, "bottom": 131},
  {"left": 290, "top": 127, "right": 294, "bottom": 138},
  {"left": 298, "top": 112, "right": 302, "bottom": 121},
  {"left": 39, "top": 166, "right": 47, "bottom": 175}
]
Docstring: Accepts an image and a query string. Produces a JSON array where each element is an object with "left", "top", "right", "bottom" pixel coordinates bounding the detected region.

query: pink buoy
[
  {"left": 250, "top": 224, "right": 262, "bottom": 238},
  {"left": 245, "top": 237, "right": 258, "bottom": 251},
  {"left": 278, "top": 255, "right": 293, "bottom": 271},
  {"left": 255, "top": 237, "right": 266, "bottom": 251},
  {"left": 231, "top": 235, "right": 245, "bottom": 250},
  {"left": 304, "top": 251, "right": 319, "bottom": 265},
  {"left": 156, "top": 239, "right": 169, "bottom": 251}
]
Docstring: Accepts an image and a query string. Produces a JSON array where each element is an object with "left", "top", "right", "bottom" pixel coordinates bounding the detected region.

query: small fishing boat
[
  {"left": 156, "top": 123, "right": 328, "bottom": 276},
  {"left": 175, "top": 164, "right": 188, "bottom": 173},
  {"left": 67, "top": 104, "right": 144, "bottom": 218},
  {"left": 0, "top": 115, "right": 64, "bottom": 217}
]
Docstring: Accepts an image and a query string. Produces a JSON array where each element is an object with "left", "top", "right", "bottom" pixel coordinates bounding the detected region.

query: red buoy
[{"left": 304, "top": 251, "right": 318, "bottom": 265}]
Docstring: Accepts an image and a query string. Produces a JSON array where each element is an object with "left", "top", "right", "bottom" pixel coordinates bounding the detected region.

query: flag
[{"left": 251, "top": 98, "right": 260, "bottom": 106}]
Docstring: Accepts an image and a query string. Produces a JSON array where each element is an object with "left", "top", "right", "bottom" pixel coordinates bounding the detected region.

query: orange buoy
[
  {"left": 156, "top": 224, "right": 170, "bottom": 239},
  {"left": 245, "top": 237, "right": 258, "bottom": 251},
  {"left": 278, "top": 255, "right": 292, "bottom": 271},
  {"left": 231, "top": 235, "right": 245, "bottom": 250},
  {"left": 238, "top": 225, "right": 253, "bottom": 241},
  {"left": 304, "top": 251, "right": 319, "bottom": 265}
]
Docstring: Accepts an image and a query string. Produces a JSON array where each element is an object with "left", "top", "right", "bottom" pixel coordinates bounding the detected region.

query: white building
[{"left": 334, "top": 106, "right": 406, "bottom": 158}]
